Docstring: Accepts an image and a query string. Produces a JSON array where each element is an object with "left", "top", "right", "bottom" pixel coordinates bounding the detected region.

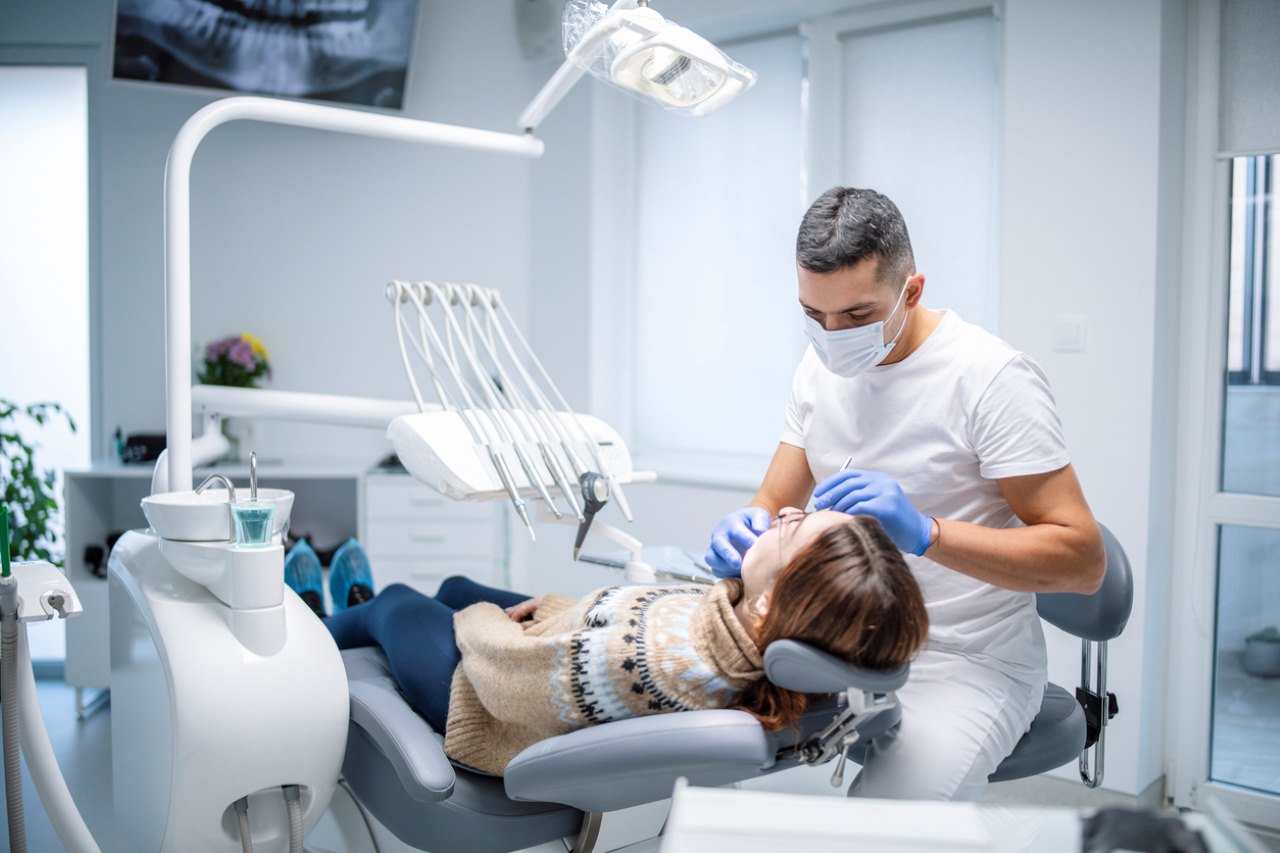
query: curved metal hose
[
  {"left": 234, "top": 797, "right": 254, "bottom": 853},
  {"left": 283, "top": 785, "right": 303, "bottom": 853},
  {"left": 2, "top": 604, "right": 27, "bottom": 853}
]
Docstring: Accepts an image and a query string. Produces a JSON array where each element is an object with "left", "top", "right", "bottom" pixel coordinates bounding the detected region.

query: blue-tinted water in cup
[{"left": 232, "top": 500, "right": 275, "bottom": 548}]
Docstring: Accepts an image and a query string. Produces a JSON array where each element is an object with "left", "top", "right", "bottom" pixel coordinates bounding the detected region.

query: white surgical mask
[{"left": 803, "top": 281, "right": 910, "bottom": 378}]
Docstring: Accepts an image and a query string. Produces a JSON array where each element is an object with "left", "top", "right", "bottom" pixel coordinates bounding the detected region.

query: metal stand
[{"left": 74, "top": 687, "right": 110, "bottom": 721}]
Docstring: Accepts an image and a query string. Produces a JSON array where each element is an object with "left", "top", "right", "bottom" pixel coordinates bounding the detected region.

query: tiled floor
[{"left": 1212, "top": 650, "right": 1280, "bottom": 796}]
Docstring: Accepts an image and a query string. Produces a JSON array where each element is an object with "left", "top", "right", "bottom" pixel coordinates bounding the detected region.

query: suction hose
[
  {"left": 234, "top": 797, "right": 254, "bottom": 853},
  {"left": 14, "top": 627, "right": 101, "bottom": 852},
  {"left": 2, "top": 576, "right": 27, "bottom": 853},
  {"left": 283, "top": 785, "right": 303, "bottom": 853}
]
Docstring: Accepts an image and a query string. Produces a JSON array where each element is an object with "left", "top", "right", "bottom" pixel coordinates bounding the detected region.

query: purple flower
[
  {"left": 205, "top": 336, "right": 237, "bottom": 360},
  {"left": 228, "top": 339, "right": 256, "bottom": 370}
]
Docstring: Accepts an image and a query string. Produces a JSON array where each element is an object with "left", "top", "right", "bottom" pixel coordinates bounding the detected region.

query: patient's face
[{"left": 740, "top": 509, "right": 852, "bottom": 601}]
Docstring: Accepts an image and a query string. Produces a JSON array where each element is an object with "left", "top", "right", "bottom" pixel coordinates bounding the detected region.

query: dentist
[{"left": 704, "top": 187, "right": 1105, "bottom": 801}]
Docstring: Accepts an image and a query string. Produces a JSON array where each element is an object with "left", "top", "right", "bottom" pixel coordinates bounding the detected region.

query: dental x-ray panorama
[{"left": 112, "top": 0, "right": 420, "bottom": 109}]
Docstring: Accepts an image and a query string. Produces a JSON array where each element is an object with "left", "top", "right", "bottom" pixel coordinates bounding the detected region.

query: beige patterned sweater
[{"left": 444, "top": 581, "right": 763, "bottom": 775}]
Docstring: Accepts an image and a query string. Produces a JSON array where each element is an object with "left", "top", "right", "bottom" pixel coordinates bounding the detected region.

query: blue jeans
[{"left": 323, "top": 576, "right": 529, "bottom": 732}]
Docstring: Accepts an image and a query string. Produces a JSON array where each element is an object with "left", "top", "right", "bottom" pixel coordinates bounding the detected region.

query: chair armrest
[
  {"left": 344, "top": 650, "right": 456, "bottom": 802},
  {"left": 504, "top": 709, "right": 772, "bottom": 812}
]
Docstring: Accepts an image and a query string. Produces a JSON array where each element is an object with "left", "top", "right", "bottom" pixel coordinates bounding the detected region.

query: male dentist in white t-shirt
[{"left": 704, "top": 187, "right": 1106, "bottom": 801}]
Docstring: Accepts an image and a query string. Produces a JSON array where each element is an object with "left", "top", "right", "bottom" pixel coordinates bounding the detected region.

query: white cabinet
[{"left": 357, "top": 470, "right": 509, "bottom": 596}]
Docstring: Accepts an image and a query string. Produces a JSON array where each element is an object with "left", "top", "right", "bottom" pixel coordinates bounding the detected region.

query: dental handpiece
[{"left": 572, "top": 472, "right": 610, "bottom": 561}]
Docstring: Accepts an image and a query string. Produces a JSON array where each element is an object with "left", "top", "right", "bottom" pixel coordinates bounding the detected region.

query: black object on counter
[{"left": 1083, "top": 807, "right": 1208, "bottom": 853}]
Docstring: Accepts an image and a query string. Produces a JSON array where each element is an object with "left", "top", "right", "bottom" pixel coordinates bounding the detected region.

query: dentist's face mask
[{"left": 803, "top": 281, "right": 911, "bottom": 378}]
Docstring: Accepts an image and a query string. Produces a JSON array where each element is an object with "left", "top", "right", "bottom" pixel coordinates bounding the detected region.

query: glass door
[{"left": 1211, "top": 155, "right": 1280, "bottom": 800}]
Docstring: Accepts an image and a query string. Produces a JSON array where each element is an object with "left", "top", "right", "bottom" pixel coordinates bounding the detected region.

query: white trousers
[{"left": 848, "top": 647, "right": 1046, "bottom": 802}]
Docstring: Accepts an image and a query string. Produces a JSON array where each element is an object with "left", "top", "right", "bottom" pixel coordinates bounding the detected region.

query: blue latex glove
[
  {"left": 812, "top": 468, "right": 933, "bottom": 556},
  {"left": 704, "top": 507, "right": 772, "bottom": 578}
]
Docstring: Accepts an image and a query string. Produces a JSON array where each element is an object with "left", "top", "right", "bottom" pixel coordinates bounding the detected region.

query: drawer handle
[{"left": 410, "top": 533, "right": 446, "bottom": 543}]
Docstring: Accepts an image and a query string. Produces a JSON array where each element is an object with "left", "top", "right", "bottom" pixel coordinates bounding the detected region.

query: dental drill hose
[
  {"left": 2, "top": 576, "right": 27, "bottom": 853},
  {"left": 283, "top": 785, "right": 303, "bottom": 853}
]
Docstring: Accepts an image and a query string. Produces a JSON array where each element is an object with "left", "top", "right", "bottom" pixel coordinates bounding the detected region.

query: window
[
  {"left": 1226, "top": 154, "right": 1278, "bottom": 386},
  {"left": 1221, "top": 154, "right": 1280, "bottom": 498},
  {"left": 630, "top": 31, "right": 806, "bottom": 471}
]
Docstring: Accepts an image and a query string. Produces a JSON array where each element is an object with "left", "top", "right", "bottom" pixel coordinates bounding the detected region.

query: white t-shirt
[{"left": 782, "top": 310, "right": 1068, "bottom": 684}]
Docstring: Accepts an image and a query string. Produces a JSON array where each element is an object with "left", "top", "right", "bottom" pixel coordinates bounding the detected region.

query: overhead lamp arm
[{"left": 518, "top": 0, "right": 640, "bottom": 132}]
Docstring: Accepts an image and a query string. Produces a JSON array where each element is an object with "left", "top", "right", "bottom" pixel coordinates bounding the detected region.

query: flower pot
[{"left": 1243, "top": 635, "right": 1280, "bottom": 678}]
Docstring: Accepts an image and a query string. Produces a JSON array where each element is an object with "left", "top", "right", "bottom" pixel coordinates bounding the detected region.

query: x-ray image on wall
[{"left": 112, "top": 0, "right": 420, "bottom": 109}]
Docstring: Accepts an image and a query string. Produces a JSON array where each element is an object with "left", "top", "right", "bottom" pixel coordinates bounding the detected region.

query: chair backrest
[
  {"left": 1035, "top": 522, "right": 1134, "bottom": 642},
  {"left": 763, "top": 638, "right": 909, "bottom": 694}
]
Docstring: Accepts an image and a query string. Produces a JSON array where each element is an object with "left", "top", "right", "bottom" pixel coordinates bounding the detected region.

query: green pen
[{"left": 1, "top": 504, "right": 11, "bottom": 578}]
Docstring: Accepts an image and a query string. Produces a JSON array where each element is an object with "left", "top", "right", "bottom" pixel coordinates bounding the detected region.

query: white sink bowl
[{"left": 142, "top": 488, "right": 295, "bottom": 542}]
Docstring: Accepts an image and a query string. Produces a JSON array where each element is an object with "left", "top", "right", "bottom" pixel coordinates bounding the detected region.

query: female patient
[{"left": 298, "top": 510, "right": 928, "bottom": 775}]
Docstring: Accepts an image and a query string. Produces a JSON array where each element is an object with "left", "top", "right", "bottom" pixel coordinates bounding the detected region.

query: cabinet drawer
[
  {"left": 370, "top": 557, "right": 503, "bottom": 597},
  {"left": 364, "top": 478, "right": 495, "bottom": 520},
  {"left": 365, "top": 518, "right": 501, "bottom": 559}
]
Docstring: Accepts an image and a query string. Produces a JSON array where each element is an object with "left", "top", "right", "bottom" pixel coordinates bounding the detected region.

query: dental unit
[{"left": 0, "top": 3, "right": 779, "bottom": 850}]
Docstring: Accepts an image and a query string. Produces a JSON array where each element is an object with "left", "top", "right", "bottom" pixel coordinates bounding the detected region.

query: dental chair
[
  {"left": 841, "top": 521, "right": 1134, "bottom": 788},
  {"left": 340, "top": 638, "right": 906, "bottom": 853},
  {"left": 987, "top": 521, "right": 1133, "bottom": 787},
  {"left": 338, "top": 522, "right": 1132, "bottom": 852}
]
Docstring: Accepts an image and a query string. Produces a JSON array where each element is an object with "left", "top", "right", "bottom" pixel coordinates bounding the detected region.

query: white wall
[
  {"left": 1, "top": 0, "right": 540, "bottom": 467},
  {"left": 1001, "top": 0, "right": 1176, "bottom": 797}
]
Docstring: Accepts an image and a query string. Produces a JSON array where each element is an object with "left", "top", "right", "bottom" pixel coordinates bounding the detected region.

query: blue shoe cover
[
  {"left": 330, "top": 538, "right": 375, "bottom": 613},
  {"left": 284, "top": 540, "right": 324, "bottom": 614}
]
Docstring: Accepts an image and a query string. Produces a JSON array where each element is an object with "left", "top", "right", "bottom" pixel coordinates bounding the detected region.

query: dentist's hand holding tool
[
  {"left": 704, "top": 506, "right": 773, "bottom": 579},
  {"left": 812, "top": 467, "right": 935, "bottom": 557}
]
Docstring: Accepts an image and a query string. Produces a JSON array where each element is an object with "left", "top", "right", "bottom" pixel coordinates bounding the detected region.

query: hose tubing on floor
[
  {"left": 234, "top": 797, "right": 254, "bottom": 853},
  {"left": 283, "top": 785, "right": 303, "bottom": 853},
  {"left": 14, "top": 627, "right": 100, "bottom": 852},
  {"left": 3, "top": 605, "right": 28, "bottom": 853}
]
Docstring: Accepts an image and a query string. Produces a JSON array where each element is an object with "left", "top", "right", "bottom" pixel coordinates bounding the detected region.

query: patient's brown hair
[{"left": 732, "top": 515, "right": 929, "bottom": 731}]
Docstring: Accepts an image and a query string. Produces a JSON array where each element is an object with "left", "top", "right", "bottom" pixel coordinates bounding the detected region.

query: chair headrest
[
  {"left": 764, "top": 639, "right": 908, "bottom": 694},
  {"left": 1036, "top": 522, "right": 1134, "bottom": 642}
]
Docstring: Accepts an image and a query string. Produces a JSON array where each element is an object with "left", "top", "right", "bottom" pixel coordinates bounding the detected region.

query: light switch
[{"left": 1053, "top": 314, "right": 1087, "bottom": 353}]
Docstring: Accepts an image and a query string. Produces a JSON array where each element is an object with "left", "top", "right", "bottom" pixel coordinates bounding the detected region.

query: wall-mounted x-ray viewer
[
  {"left": 521, "top": 0, "right": 758, "bottom": 131},
  {"left": 110, "top": 0, "right": 421, "bottom": 109}
]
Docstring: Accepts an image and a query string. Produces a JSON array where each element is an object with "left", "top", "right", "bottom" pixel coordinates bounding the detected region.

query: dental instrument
[
  {"left": 428, "top": 282, "right": 560, "bottom": 526},
  {"left": 385, "top": 280, "right": 635, "bottom": 547},
  {"left": 573, "top": 471, "right": 611, "bottom": 561},
  {"left": 389, "top": 280, "right": 539, "bottom": 539}
]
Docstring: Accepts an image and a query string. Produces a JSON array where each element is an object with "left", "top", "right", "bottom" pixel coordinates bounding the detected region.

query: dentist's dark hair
[
  {"left": 796, "top": 187, "right": 916, "bottom": 287},
  {"left": 731, "top": 515, "right": 928, "bottom": 732}
]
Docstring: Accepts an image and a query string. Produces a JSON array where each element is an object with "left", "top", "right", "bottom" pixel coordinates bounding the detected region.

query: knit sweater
[{"left": 444, "top": 580, "right": 764, "bottom": 775}]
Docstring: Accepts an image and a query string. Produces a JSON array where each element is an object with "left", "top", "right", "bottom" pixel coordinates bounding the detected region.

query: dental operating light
[{"left": 520, "top": 0, "right": 757, "bottom": 132}]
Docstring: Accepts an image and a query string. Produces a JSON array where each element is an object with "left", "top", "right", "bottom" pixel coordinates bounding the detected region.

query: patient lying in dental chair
[{"left": 286, "top": 510, "right": 928, "bottom": 776}]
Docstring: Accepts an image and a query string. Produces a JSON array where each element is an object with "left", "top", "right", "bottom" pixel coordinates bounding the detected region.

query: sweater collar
[{"left": 693, "top": 580, "right": 764, "bottom": 682}]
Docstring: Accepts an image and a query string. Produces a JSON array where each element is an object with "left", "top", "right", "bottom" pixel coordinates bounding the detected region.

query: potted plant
[
  {"left": 0, "top": 399, "right": 77, "bottom": 567},
  {"left": 1243, "top": 626, "right": 1280, "bottom": 678},
  {"left": 196, "top": 333, "right": 272, "bottom": 459}
]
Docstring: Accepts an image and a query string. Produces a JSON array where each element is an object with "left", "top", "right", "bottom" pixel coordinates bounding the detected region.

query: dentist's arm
[
  {"left": 934, "top": 464, "right": 1104, "bottom": 594},
  {"left": 815, "top": 463, "right": 1104, "bottom": 594}
]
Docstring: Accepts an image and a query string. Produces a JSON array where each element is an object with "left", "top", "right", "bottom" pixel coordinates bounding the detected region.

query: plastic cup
[{"left": 231, "top": 499, "right": 276, "bottom": 549}]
